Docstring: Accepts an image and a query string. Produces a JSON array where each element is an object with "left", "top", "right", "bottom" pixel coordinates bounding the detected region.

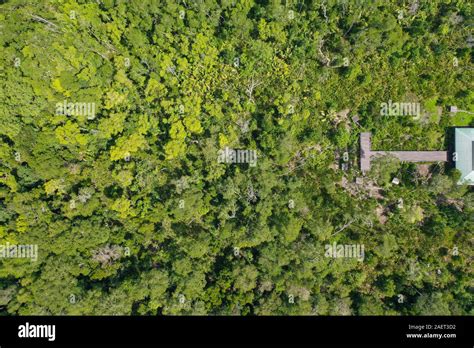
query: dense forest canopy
[{"left": 0, "top": 0, "right": 472, "bottom": 315}]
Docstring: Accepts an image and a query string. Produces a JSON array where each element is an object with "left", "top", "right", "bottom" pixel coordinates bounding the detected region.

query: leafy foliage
[{"left": 0, "top": 0, "right": 472, "bottom": 315}]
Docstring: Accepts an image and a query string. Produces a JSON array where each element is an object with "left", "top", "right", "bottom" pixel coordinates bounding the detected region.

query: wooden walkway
[
  {"left": 360, "top": 133, "right": 448, "bottom": 172},
  {"left": 371, "top": 151, "right": 448, "bottom": 162},
  {"left": 360, "top": 132, "right": 371, "bottom": 172}
]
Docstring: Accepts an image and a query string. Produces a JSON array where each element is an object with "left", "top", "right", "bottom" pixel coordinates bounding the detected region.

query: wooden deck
[{"left": 360, "top": 133, "right": 448, "bottom": 172}]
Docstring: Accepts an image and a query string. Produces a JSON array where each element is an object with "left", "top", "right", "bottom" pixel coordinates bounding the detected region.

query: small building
[{"left": 455, "top": 128, "right": 474, "bottom": 185}]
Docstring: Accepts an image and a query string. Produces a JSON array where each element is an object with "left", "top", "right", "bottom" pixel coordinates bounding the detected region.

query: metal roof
[{"left": 455, "top": 128, "right": 474, "bottom": 185}]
